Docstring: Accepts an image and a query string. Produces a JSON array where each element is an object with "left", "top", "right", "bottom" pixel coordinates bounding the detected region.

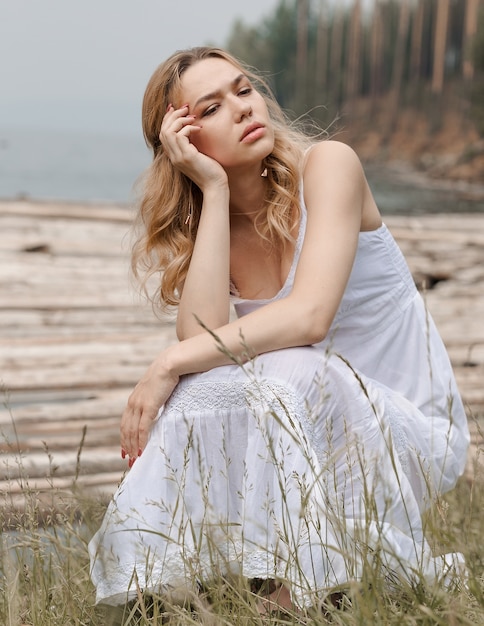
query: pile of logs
[{"left": 0, "top": 201, "right": 483, "bottom": 517}]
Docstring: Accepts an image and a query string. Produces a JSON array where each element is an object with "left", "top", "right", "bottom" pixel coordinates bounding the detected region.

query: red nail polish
[
  {"left": 138, "top": 448, "right": 142, "bottom": 457},
  {"left": 121, "top": 448, "right": 126, "bottom": 459},
  {"left": 128, "top": 457, "right": 134, "bottom": 468}
]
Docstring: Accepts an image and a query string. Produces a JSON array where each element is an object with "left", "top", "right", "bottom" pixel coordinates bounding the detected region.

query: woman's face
[{"left": 179, "top": 57, "right": 274, "bottom": 171}]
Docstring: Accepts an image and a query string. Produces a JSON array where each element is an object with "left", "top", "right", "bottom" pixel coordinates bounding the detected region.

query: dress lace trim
[{"left": 166, "top": 378, "right": 319, "bottom": 456}]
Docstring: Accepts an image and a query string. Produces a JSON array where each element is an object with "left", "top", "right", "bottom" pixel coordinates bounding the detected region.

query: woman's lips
[{"left": 240, "top": 123, "right": 265, "bottom": 143}]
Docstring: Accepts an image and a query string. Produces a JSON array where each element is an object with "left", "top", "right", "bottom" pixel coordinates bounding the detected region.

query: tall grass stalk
[{"left": 1, "top": 377, "right": 483, "bottom": 625}]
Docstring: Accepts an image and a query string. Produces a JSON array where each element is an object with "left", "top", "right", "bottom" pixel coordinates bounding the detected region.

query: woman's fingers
[
  {"left": 159, "top": 104, "right": 204, "bottom": 164},
  {"left": 137, "top": 409, "right": 157, "bottom": 452},
  {"left": 159, "top": 105, "right": 227, "bottom": 190},
  {"left": 164, "top": 114, "right": 196, "bottom": 138},
  {"left": 120, "top": 399, "right": 141, "bottom": 461},
  {"left": 119, "top": 362, "right": 179, "bottom": 467},
  {"left": 160, "top": 105, "right": 196, "bottom": 143}
]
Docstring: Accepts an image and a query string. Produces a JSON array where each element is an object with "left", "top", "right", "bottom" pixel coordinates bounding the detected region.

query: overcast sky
[{"left": 0, "top": 0, "right": 281, "bottom": 135}]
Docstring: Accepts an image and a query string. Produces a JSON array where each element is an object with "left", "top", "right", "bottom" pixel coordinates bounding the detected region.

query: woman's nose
[{"left": 233, "top": 97, "right": 252, "bottom": 120}]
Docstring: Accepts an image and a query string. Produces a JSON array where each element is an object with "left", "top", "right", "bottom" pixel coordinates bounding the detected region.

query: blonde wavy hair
[{"left": 132, "top": 46, "right": 313, "bottom": 310}]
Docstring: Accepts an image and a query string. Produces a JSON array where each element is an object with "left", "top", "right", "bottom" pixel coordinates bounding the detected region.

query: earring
[
  {"left": 261, "top": 168, "right": 268, "bottom": 178},
  {"left": 184, "top": 205, "right": 193, "bottom": 225}
]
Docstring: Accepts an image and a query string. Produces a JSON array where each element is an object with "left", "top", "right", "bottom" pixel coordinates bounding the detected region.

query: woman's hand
[
  {"left": 120, "top": 356, "right": 179, "bottom": 466},
  {"left": 160, "top": 104, "right": 227, "bottom": 191}
]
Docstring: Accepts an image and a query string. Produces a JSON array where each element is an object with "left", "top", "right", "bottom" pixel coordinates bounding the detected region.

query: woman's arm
[
  {"left": 121, "top": 141, "right": 371, "bottom": 458},
  {"left": 176, "top": 183, "right": 232, "bottom": 339},
  {"left": 172, "top": 141, "right": 366, "bottom": 364},
  {"left": 160, "top": 104, "right": 233, "bottom": 339}
]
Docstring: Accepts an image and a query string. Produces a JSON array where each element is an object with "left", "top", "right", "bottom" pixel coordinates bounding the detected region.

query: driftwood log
[{"left": 1, "top": 200, "right": 483, "bottom": 518}]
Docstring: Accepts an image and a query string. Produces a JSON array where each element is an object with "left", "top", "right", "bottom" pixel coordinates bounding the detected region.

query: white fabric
[{"left": 89, "top": 197, "right": 469, "bottom": 607}]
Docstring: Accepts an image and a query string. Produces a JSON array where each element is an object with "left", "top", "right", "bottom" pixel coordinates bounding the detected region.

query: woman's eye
[
  {"left": 238, "top": 87, "right": 252, "bottom": 96},
  {"left": 202, "top": 105, "right": 218, "bottom": 117}
]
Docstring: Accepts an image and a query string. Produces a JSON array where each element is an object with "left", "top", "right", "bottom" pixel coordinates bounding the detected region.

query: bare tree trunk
[
  {"left": 431, "top": 0, "right": 450, "bottom": 94},
  {"left": 370, "top": 0, "right": 384, "bottom": 100},
  {"left": 410, "top": 0, "right": 425, "bottom": 83},
  {"left": 329, "top": 5, "right": 345, "bottom": 103},
  {"left": 315, "top": 0, "right": 329, "bottom": 98},
  {"left": 296, "top": 0, "right": 309, "bottom": 105},
  {"left": 386, "top": 0, "right": 411, "bottom": 132},
  {"left": 463, "top": 0, "right": 479, "bottom": 80},
  {"left": 345, "top": 0, "right": 362, "bottom": 102},
  {"left": 391, "top": 0, "right": 411, "bottom": 96}
]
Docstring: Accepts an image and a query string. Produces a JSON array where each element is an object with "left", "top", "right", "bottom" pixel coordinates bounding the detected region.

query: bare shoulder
[
  {"left": 303, "top": 140, "right": 366, "bottom": 195},
  {"left": 304, "top": 140, "right": 364, "bottom": 175},
  {"left": 303, "top": 140, "right": 381, "bottom": 230}
]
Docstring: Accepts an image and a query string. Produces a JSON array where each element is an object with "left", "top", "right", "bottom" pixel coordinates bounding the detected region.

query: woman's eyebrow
[{"left": 193, "top": 74, "right": 246, "bottom": 109}]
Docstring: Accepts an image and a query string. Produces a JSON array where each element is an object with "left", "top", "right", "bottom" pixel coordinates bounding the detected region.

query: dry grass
[{"left": 1, "top": 398, "right": 483, "bottom": 625}]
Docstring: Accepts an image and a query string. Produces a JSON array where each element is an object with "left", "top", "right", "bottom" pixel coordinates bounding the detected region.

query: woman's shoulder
[
  {"left": 302, "top": 140, "right": 366, "bottom": 192},
  {"left": 304, "top": 139, "right": 364, "bottom": 170},
  {"left": 302, "top": 140, "right": 381, "bottom": 230}
]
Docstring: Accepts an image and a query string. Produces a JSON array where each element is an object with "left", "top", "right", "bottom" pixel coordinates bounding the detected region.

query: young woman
[{"left": 89, "top": 47, "right": 469, "bottom": 612}]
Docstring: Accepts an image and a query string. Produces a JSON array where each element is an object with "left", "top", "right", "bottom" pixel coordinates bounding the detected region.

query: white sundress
[{"left": 89, "top": 196, "right": 470, "bottom": 608}]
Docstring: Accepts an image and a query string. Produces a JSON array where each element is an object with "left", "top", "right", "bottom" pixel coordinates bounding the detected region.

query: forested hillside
[{"left": 227, "top": 0, "right": 484, "bottom": 184}]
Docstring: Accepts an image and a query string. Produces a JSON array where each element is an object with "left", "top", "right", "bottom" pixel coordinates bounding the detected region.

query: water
[
  {"left": 1, "top": 128, "right": 483, "bottom": 213},
  {"left": 364, "top": 163, "right": 484, "bottom": 215},
  {"left": 0, "top": 128, "right": 151, "bottom": 204}
]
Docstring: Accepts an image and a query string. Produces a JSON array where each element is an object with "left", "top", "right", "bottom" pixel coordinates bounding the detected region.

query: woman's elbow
[
  {"left": 176, "top": 318, "right": 206, "bottom": 341},
  {"left": 297, "top": 308, "right": 329, "bottom": 345},
  {"left": 176, "top": 311, "right": 230, "bottom": 341},
  {"left": 303, "top": 324, "right": 327, "bottom": 346}
]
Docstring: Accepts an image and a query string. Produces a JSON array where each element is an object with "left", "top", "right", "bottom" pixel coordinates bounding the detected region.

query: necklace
[{"left": 230, "top": 208, "right": 262, "bottom": 216}]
